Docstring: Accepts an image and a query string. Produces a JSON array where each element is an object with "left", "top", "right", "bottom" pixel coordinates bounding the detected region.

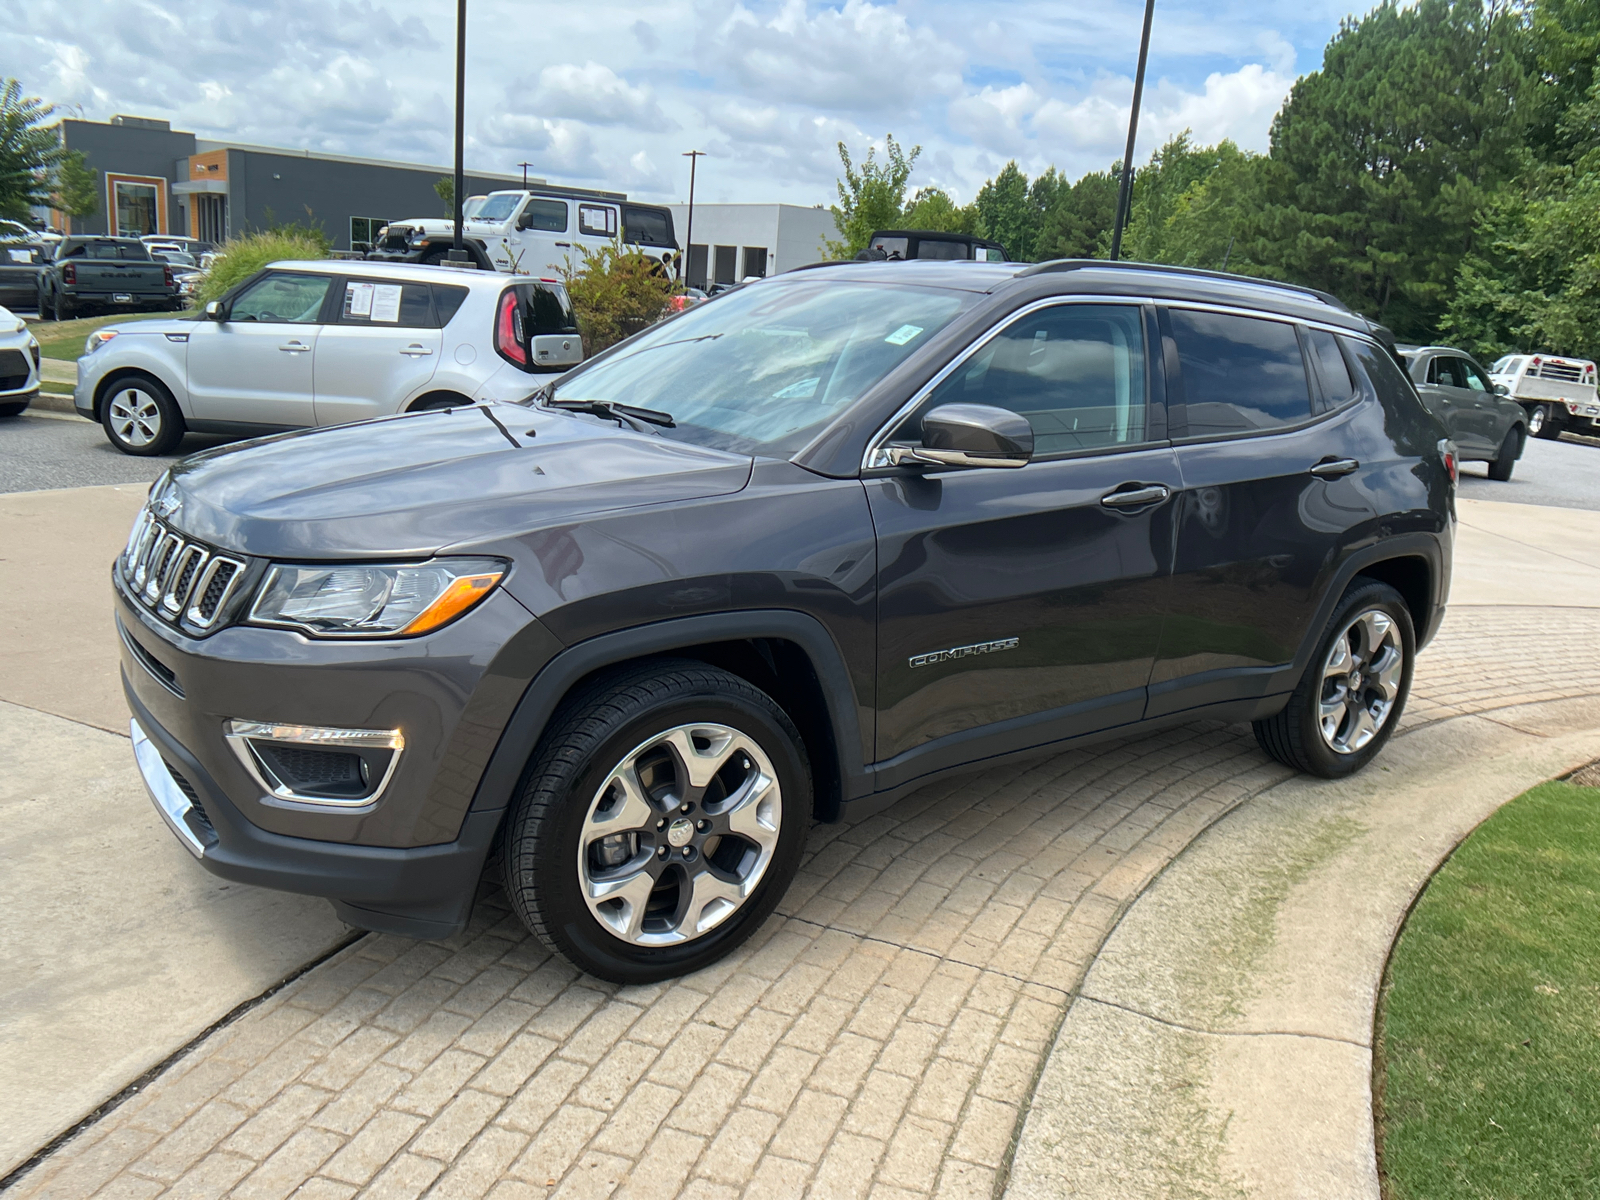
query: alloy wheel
[
  {"left": 108, "top": 387, "right": 163, "bottom": 448},
  {"left": 1318, "top": 608, "right": 1404, "bottom": 754},
  {"left": 578, "top": 723, "right": 781, "bottom": 946},
  {"left": 1529, "top": 405, "right": 1545, "bottom": 435}
]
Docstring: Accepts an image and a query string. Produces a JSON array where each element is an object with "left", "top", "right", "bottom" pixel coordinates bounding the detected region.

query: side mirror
[
  {"left": 889, "top": 403, "right": 1033, "bottom": 469},
  {"left": 204, "top": 300, "right": 227, "bottom": 321},
  {"left": 1494, "top": 382, "right": 1510, "bottom": 396}
]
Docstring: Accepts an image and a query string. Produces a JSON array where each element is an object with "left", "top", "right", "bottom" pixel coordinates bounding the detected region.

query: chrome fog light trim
[
  {"left": 131, "top": 719, "right": 207, "bottom": 858},
  {"left": 225, "top": 720, "right": 404, "bottom": 809}
]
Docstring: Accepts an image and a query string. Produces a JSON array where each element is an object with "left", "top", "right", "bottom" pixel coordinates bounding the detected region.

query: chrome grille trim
[
  {"left": 142, "top": 532, "right": 183, "bottom": 605},
  {"left": 185, "top": 555, "right": 247, "bottom": 629},
  {"left": 129, "top": 517, "right": 161, "bottom": 590},
  {"left": 161, "top": 543, "right": 210, "bottom": 614}
]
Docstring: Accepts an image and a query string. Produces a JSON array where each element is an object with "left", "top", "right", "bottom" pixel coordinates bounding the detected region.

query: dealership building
[
  {"left": 667, "top": 203, "right": 836, "bottom": 287},
  {"left": 50, "top": 115, "right": 531, "bottom": 250}
]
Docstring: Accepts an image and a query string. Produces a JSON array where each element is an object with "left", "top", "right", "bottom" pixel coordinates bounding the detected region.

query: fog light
[{"left": 225, "top": 720, "right": 403, "bottom": 808}]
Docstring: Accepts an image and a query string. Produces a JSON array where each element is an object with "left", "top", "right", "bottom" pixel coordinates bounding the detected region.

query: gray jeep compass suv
[{"left": 118, "top": 259, "right": 1455, "bottom": 983}]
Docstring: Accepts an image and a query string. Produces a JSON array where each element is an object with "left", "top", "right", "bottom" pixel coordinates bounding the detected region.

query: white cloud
[
  {"left": 1144, "top": 63, "right": 1294, "bottom": 152},
  {"left": 530, "top": 61, "right": 675, "bottom": 131}
]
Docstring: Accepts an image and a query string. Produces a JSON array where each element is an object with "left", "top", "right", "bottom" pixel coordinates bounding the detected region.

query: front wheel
[
  {"left": 501, "top": 660, "right": 811, "bottom": 983},
  {"left": 1487, "top": 428, "right": 1520, "bottom": 481},
  {"left": 102, "top": 375, "right": 184, "bottom": 456},
  {"left": 1253, "top": 579, "right": 1415, "bottom": 778}
]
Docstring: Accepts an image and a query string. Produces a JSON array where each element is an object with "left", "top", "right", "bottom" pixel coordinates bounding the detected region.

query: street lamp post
[
  {"left": 681, "top": 150, "right": 705, "bottom": 286},
  {"left": 519, "top": 161, "right": 533, "bottom": 189},
  {"left": 1109, "top": 0, "right": 1156, "bottom": 262},
  {"left": 448, "top": 0, "right": 469, "bottom": 265}
]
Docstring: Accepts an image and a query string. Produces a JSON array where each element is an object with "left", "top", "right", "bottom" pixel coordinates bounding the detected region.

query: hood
[
  {"left": 156, "top": 403, "right": 753, "bottom": 559},
  {"left": 105, "top": 317, "right": 197, "bottom": 337}
]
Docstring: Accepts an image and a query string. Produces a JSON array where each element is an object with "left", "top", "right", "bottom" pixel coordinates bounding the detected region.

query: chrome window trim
[
  {"left": 861, "top": 294, "right": 1160, "bottom": 471},
  {"left": 224, "top": 719, "right": 405, "bottom": 810}
]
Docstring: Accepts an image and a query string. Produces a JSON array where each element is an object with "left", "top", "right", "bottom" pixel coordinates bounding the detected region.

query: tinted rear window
[
  {"left": 623, "top": 205, "right": 674, "bottom": 246},
  {"left": 915, "top": 239, "right": 971, "bottom": 261},
  {"left": 1169, "top": 309, "right": 1312, "bottom": 436},
  {"left": 433, "top": 284, "right": 469, "bottom": 326},
  {"left": 339, "top": 279, "right": 435, "bottom": 327},
  {"left": 68, "top": 241, "right": 151, "bottom": 261},
  {"left": 1306, "top": 328, "right": 1356, "bottom": 410}
]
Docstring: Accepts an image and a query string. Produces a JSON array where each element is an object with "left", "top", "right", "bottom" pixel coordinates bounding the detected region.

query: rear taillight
[
  {"left": 163, "top": 265, "right": 174, "bottom": 288},
  {"left": 494, "top": 289, "right": 527, "bottom": 367},
  {"left": 1439, "top": 440, "right": 1457, "bottom": 484},
  {"left": 62, "top": 262, "right": 75, "bottom": 284}
]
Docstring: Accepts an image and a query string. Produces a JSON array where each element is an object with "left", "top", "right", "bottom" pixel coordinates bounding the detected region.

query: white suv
[{"left": 74, "top": 260, "right": 582, "bottom": 455}]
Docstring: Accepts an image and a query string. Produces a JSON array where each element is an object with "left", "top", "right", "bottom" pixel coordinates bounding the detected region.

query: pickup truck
[
  {"left": 36, "top": 237, "right": 182, "bottom": 322},
  {"left": 1489, "top": 352, "right": 1600, "bottom": 439},
  {"left": 367, "top": 189, "right": 678, "bottom": 278},
  {"left": 0, "top": 241, "right": 47, "bottom": 310}
]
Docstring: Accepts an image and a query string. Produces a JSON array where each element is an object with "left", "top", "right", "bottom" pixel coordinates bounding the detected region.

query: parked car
[
  {"left": 1488, "top": 352, "right": 1599, "bottom": 439},
  {"left": 367, "top": 188, "right": 679, "bottom": 277},
  {"left": 74, "top": 260, "right": 581, "bottom": 455},
  {"left": 142, "top": 235, "right": 216, "bottom": 259},
  {"left": 117, "top": 258, "right": 1453, "bottom": 982},
  {"left": 863, "top": 230, "right": 1010, "bottom": 262},
  {"left": 1398, "top": 345, "right": 1526, "bottom": 480},
  {"left": 147, "top": 248, "right": 204, "bottom": 302},
  {"left": 36, "top": 237, "right": 182, "bottom": 321},
  {"left": 0, "top": 304, "right": 40, "bottom": 416},
  {"left": 0, "top": 241, "right": 48, "bottom": 309}
]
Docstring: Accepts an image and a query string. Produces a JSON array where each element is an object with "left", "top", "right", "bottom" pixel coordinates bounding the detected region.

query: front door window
[{"left": 229, "top": 273, "right": 332, "bottom": 323}]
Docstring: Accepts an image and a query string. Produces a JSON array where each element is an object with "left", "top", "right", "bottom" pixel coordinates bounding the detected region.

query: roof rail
[{"left": 1018, "top": 258, "right": 1351, "bottom": 312}]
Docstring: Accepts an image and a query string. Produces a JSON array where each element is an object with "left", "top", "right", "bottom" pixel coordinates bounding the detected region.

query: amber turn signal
[{"left": 401, "top": 571, "right": 505, "bottom": 635}]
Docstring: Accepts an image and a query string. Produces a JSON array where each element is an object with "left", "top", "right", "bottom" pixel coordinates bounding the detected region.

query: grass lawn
[
  {"left": 32, "top": 309, "right": 195, "bottom": 361},
  {"left": 1377, "top": 779, "right": 1600, "bottom": 1198}
]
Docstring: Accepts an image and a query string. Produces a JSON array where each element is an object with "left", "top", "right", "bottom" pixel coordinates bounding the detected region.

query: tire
[
  {"left": 35, "top": 287, "right": 52, "bottom": 322},
  {"left": 101, "top": 374, "right": 184, "bottom": 456},
  {"left": 419, "top": 247, "right": 448, "bottom": 267},
  {"left": 1532, "top": 403, "right": 1563, "bottom": 440},
  {"left": 56, "top": 293, "right": 76, "bottom": 321},
  {"left": 501, "top": 659, "right": 812, "bottom": 983},
  {"left": 1487, "top": 428, "right": 1520, "bottom": 481},
  {"left": 1253, "top": 578, "right": 1415, "bottom": 778},
  {"left": 0, "top": 400, "right": 29, "bottom": 417}
]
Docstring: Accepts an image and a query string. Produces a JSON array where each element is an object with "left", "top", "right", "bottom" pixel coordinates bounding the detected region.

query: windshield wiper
[{"left": 544, "top": 397, "right": 676, "bottom": 431}]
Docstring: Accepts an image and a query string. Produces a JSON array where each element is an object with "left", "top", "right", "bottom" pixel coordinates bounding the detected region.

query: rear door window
[
  {"left": 1168, "top": 309, "right": 1312, "bottom": 436},
  {"left": 1305, "top": 327, "right": 1356, "bottom": 410},
  {"left": 578, "top": 205, "right": 618, "bottom": 237},
  {"left": 920, "top": 303, "right": 1148, "bottom": 454},
  {"left": 339, "top": 279, "right": 435, "bottom": 327}
]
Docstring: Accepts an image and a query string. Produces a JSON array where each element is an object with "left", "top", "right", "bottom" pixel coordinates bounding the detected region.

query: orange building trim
[{"left": 105, "top": 172, "right": 169, "bottom": 237}]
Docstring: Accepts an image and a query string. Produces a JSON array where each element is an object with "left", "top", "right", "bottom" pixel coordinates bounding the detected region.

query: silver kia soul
[{"left": 73, "top": 260, "right": 581, "bottom": 455}]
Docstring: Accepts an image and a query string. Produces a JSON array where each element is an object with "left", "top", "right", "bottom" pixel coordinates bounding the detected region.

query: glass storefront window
[{"left": 115, "top": 181, "right": 159, "bottom": 236}]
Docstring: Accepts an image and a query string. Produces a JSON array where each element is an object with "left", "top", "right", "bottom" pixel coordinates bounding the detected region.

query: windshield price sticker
[{"left": 885, "top": 325, "right": 924, "bottom": 345}]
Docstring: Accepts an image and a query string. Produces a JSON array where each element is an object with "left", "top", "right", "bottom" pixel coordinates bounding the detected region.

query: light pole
[
  {"left": 1109, "top": 0, "right": 1156, "bottom": 262},
  {"left": 448, "top": 0, "right": 469, "bottom": 265},
  {"left": 681, "top": 150, "right": 705, "bottom": 286},
  {"left": 519, "top": 161, "right": 533, "bottom": 189}
]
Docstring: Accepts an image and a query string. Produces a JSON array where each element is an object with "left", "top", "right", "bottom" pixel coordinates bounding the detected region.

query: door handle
[
  {"left": 1100, "top": 484, "right": 1171, "bottom": 509},
  {"left": 1309, "top": 458, "right": 1360, "bottom": 478},
  {"left": 400, "top": 344, "right": 434, "bottom": 357},
  {"left": 278, "top": 341, "right": 310, "bottom": 353},
  {"left": 554, "top": 242, "right": 572, "bottom": 248}
]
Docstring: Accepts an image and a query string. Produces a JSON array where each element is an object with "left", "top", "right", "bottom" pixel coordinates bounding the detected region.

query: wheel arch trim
[
  {"left": 92, "top": 365, "right": 189, "bottom": 423},
  {"left": 466, "top": 609, "right": 871, "bottom": 821}
]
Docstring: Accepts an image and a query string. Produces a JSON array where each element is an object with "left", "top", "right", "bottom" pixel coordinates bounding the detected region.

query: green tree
[
  {"left": 1260, "top": 0, "right": 1532, "bottom": 338},
  {"left": 974, "top": 162, "right": 1035, "bottom": 261},
  {"left": 1160, "top": 151, "right": 1284, "bottom": 274},
  {"left": 1121, "top": 134, "right": 1248, "bottom": 264},
  {"left": 434, "top": 175, "right": 455, "bottom": 216},
  {"left": 54, "top": 149, "right": 97, "bottom": 225},
  {"left": 1035, "top": 167, "right": 1119, "bottom": 260},
  {"left": 825, "top": 135, "right": 920, "bottom": 257},
  {"left": 0, "top": 79, "right": 65, "bottom": 223},
  {"left": 902, "top": 186, "right": 979, "bottom": 235}
]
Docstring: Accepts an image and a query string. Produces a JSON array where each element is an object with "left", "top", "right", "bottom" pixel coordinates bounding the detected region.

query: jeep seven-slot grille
[{"left": 121, "top": 510, "right": 248, "bottom": 632}]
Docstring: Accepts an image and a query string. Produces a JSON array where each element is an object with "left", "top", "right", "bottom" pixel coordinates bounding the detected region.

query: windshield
[
  {"left": 550, "top": 280, "right": 971, "bottom": 454},
  {"left": 475, "top": 193, "right": 522, "bottom": 223}
]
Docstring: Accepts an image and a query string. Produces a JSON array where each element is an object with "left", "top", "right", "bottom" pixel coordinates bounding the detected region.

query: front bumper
[{"left": 129, "top": 691, "right": 502, "bottom": 937}]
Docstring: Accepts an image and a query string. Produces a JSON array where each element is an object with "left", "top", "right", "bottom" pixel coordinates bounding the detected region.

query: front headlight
[
  {"left": 85, "top": 329, "right": 119, "bottom": 355},
  {"left": 248, "top": 558, "right": 507, "bottom": 637}
]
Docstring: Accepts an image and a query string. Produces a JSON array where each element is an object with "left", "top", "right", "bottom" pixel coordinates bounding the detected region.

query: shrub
[
  {"left": 557, "top": 240, "right": 673, "bottom": 354},
  {"left": 196, "top": 230, "right": 332, "bottom": 306}
]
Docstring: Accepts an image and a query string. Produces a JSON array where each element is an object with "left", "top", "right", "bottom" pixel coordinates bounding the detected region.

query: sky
[{"left": 4, "top": 0, "right": 1373, "bottom": 207}]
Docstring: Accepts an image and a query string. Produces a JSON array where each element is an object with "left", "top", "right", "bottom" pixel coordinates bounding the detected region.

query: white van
[
  {"left": 1489, "top": 352, "right": 1600, "bottom": 439},
  {"left": 369, "top": 190, "right": 678, "bottom": 279}
]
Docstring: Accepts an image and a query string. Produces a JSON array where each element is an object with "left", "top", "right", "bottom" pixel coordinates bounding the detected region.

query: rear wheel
[
  {"left": 101, "top": 375, "right": 184, "bottom": 456},
  {"left": 1532, "top": 403, "right": 1563, "bottom": 439},
  {"left": 1487, "top": 428, "right": 1520, "bottom": 481},
  {"left": 1253, "top": 579, "right": 1415, "bottom": 778},
  {"left": 501, "top": 660, "right": 811, "bottom": 983}
]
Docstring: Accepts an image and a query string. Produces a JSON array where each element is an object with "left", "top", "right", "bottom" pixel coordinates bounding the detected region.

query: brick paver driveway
[{"left": 15, "top": 605, "right": 1600, "bottom": 1200}]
